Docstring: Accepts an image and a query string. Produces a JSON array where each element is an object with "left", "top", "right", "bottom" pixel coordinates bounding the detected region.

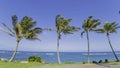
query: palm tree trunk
[
  {"left": 9, "top": 41, "right": 19, "bottom": 62},
  {"left": 57, "top": 36, "right": 61, "bottom": 64},
  {"left": 107, "top": 34, "right": 119, "bottom": 62},
  {"left": 86, "top": 32, "right": 90, "bottom": 63}
]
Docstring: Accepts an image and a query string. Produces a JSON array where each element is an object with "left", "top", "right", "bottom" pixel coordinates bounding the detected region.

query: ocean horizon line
[{"left": 0, "top": 50, "right": 120, "bottom": 53}]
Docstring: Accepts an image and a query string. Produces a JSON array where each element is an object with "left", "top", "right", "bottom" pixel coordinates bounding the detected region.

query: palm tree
[
  {"left": 96, "top": 22, "right": 120, "bottom": 62},
  {"left": 55, "top": 14, "right": 79, "bottom": 64},
  {"left": 2, "top": 15, "right": 42, "bottom": 62},
  {"left": 81, "top": 16, "right": 100, "bottom": 63}
]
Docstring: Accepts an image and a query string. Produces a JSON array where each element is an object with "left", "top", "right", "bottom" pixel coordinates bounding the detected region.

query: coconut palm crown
[
  {"left": 81, "top": 16, "right": 100, "bottom": 63},
  {"left": 2, "top": 15, "right": 42, "bottom": 62},
  {"left": 96, "top": 22, "right": 120, "bottom": 62}
]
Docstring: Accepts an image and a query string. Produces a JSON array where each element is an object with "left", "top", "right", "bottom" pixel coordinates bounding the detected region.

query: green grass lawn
[
  {"left": 1, "top": 61, "right": 120, "bottom": 68},
  {"left": 0, "top": 61, "right": 42, "bottom": 68},
  {"left": 107, "top": 61, "right": 120, "bottom": 65},
  {"left": 0, "top": 61, "right": 83, "bottom": 68},
  {"left": 0, "top": 61, "right": 71, "bottom": 68}
]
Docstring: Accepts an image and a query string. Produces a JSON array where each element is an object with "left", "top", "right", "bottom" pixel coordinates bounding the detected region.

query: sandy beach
[{"left": 39, "top": 64, "right": 120, "bottom": 68}]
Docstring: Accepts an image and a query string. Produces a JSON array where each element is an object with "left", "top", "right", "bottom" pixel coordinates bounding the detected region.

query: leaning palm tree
[
  {"left": 96, "top": 22, "right": 120, "bottom": 62},
  {"left": 81, "top": 16, "right": 100, "bottom": 63},
  {"left": 55, "top": 14, "right": 79, "bottom": 64},
  {"left": 2, "top": 15, "right": 42, "bottom": 62}
]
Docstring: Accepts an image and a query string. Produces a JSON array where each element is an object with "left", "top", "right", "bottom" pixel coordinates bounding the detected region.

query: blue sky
[{"left": 0, "top": 0, "right": 120, "bottom": 52}]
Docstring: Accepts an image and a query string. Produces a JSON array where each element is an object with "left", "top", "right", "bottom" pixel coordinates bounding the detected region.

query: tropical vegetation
[
  {"left": 55, "top": 14, "right": 79, "bottom": 64},
  {"left": 96, "top": 22, "right": 120, "bottom": 62},
  {"left": 1, "top": 15, "right": 42, "bottom": 62},
  {"left": 81, "top": 16, "right": 100, "bottom": 63},
  {"left": 28, "top": 56, "right": 42, "bottom": 63},
  {"left": 0, "top": 15, "right": 120, "bottom": 64}
]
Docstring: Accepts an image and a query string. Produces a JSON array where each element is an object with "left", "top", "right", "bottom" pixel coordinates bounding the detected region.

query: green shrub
[
  {"left": 28, "top": 56, "right": 42, "bottom": 63},
  {"left": 28, "top": 56, "right": 36, "bottom": 62},
  {"left": 35, "top": 56, "right": 41, "bottom": 62}
]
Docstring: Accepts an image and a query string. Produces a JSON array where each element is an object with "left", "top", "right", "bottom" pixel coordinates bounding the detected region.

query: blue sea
[{"left": 0, "top": 50, "right": 120, "bottom": 63}]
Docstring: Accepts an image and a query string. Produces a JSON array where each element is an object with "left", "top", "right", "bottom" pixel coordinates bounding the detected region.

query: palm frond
[
  {"left": 112, "top": 22, "right": 120, "bottom": 29},
  {"left": 98, "top": 22, "right": 120, "bottom": 34},
  {"left": 0, "top": 28, "right": 14, "bottom": 36},
  {"left": 88, "top": 16, "right": 93, "bottom": 19},
  {"left": 93, "top": 22, "right": 101, "bottom": 28},
  {"left": 95, "top": 29, "right": 105, "bottom": 33},
  {"left": 24, "top": 30, "right": 40, "bottom": 40},
  {"left": 43, "top": 28, "right": 56, "bottom": 31},
  {"left": 33, "top": 27, "right": 42, "bottom": 34},
  {"left": 1, "top": 23, "right": 15, "bottom": 36},
  {"left": 56, "top": 14, "right": 61, "bottom": 27},
  {"left": 81, "top": 31, "right": 85, "bottom": 38},
  {"left": 82, "top": 16, "right": 100, "bottom": 32},
  {"left": 67, "top": 19, "right": 72, "bottom": 23},
  {"left": 55, "top": 14, "right": 78, "bottom": 40},
  {"left": 63, "top": 26, "right": 80, "bottom": 34},
  {"left": 12, "top": 15, "right": 18, "bottom": 27},
  {"left": 20, "top": 16, "right": 36, "bottom": 32},
  {"left": 27, "top": 35, "right": 41, "bottom": 41}
]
